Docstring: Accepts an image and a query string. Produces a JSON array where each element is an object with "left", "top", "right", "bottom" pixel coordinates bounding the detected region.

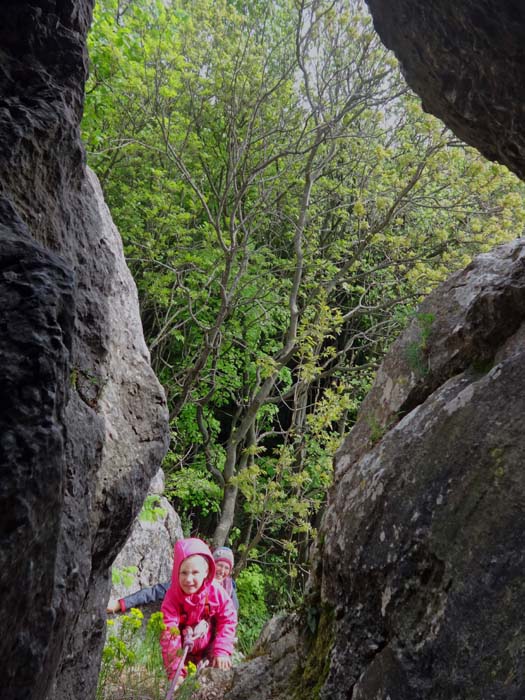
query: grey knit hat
[{"left": 212, "top": 546, "right": 234, "bottom": 569}]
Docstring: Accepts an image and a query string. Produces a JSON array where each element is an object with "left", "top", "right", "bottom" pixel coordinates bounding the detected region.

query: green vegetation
[
  {"left": 139, "top": 495, "right": 167, "bottom": 523},
  {"left": 235, "top": 565, "right": 270, "bottom": 655},
  {"left": 367, "top": 415, "right": 388, "bottom": 445},
  {"left": 98, "top": 610, "right": 167, "bottom": 700},
  {"left": 405, "top": 312, "right": 436, "bottom": 376},
  {"left": 112, "top": 565, "right": 139, "bottom": 588},
  {"left": 84, "top": 0, "right": 525, "bottom": 677},
  {"left": 291, "top": 604, "right": 335, "bottom": 700}
]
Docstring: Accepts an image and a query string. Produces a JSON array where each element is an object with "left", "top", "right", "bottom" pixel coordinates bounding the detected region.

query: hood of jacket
[{"left": 171, "top": 537, "right": 216, "bottom": 598}]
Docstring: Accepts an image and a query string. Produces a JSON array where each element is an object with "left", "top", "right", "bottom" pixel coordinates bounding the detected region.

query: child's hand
[
  {"left": 192, "top": 619, "right": 210, "bottom": 639},
  {"left": 106, "top": 599, "right": 120, "bottom": 614},
  {"left": 211, "top": 656, "right": 232, "bottom": 670}
]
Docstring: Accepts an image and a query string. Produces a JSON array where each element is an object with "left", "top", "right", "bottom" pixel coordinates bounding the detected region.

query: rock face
[
  {"left": 317, "top": 238, "right": 525, "bottom": 699},
  {"left": 110, "top": 469, "right": 183, "bottom": 603},
  {"left": 190, "top": 613, "right": 303, "bottom": 700},
  {"left": 0, "top": 3, "right": 169, "bottom": 700},
  {"left": 364, "top": 0, "right": 525, "bottom": 180}
]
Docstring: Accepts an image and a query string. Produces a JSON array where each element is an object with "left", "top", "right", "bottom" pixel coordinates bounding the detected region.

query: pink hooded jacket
[{"left": 160, "top": 538, "right": 237, "bottom": 679}]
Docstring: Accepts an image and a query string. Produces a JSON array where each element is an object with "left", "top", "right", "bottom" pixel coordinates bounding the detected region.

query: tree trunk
[{"left": 212, "top": 482, "right": 238, "bottom": 547}]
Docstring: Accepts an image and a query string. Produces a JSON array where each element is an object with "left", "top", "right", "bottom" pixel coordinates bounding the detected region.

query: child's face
[
  {"left": 179, "top": 554, "right": 209, "bottom": 594},
  {"left": 214, "top": 561, "right": 231, "bottom": 582}
]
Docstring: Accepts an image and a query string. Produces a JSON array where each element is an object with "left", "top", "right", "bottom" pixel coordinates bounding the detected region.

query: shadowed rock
[
  {"left": 319, "top": 240, "right": 525, "bottom": 699},
  {"left": 0, "top": 2, "right": 169, "bottom": 699},
  {"left": 364, "top": 1, "right": 525, "bottom": 180}
]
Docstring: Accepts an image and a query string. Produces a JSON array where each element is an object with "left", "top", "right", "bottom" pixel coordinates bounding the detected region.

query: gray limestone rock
[
  {"left": 0, "top": 2, "right": 169, "bottom": 699},
  {"left": 49, "top": 167, "right": 170, "bottom": 700},
  {"left": 364, "top": 0, "right": 525, "bottom": 180},
  {"left": 110, "top": 469, "right": 183, "bottom": 602},
  {"left": 335, "top": 238, "right": 525, "bottom": 478},
  {"left": 314, "top": 239, "right": 525, "bottom": 700},
  {"left": 188, "top": 613, "right": 302, "bottom": 700}
]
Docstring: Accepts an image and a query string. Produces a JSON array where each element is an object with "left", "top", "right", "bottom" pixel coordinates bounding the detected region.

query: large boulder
[
  {"left": 190, "top": 613, "right": 302, "bottom": 700},
  {"left": 364, "top": 0, "right": 525, "bottom": 180},
  {"left": 110, "top": 469, "right": 183, "bottom": 604},
  {"left": 317, "top": 238, "right": 525, "bottom": 699},
  {"left": 0, "top": 2, "right": 169, "bottom": 699}
]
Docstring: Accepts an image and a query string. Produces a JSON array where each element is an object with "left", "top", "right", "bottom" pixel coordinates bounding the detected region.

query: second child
[{"left": 212, "top": 546, "right": 239, "bottom": 610}]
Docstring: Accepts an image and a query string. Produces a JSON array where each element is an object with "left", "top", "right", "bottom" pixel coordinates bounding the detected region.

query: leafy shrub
[
  {"left": 139, "top": 495, "right": 167, "bottom": 523},
  {"left": 235, "top": 565, "right": 270, "bottom": 654},
  {"left": 111, "top": 565, "right": 138, "bottom": 588},
  {"left": 165, "top": 465, "right": 223, "bottom": 534}
]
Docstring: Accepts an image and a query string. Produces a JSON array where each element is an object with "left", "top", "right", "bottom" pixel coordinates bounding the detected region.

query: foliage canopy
[{"left": 84, "top": 0, "right": 525, "bottom": 607}]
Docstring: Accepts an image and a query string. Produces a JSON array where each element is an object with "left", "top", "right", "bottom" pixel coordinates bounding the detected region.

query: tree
[{"left": 84, "top": 0, "right": 525, "bottom": 588}]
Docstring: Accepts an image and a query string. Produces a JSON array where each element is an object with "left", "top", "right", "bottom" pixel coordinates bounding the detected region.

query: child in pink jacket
[{"left": 160, "top": 538, "right": 237, "bottom": 681}]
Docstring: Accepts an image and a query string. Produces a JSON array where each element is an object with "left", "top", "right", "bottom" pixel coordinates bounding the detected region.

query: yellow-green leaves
[{"left": 84, "top": 0, "right": 525, "bottom": 612}]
